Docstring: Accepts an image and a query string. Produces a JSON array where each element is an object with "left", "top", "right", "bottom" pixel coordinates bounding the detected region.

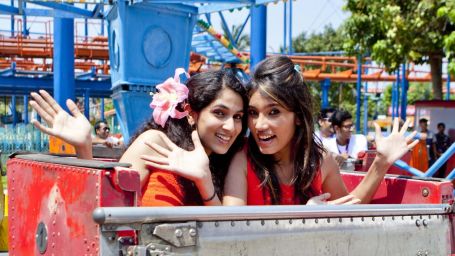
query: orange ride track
[{"left": 0, "top": 34, "right": 452, "bottom": 83}]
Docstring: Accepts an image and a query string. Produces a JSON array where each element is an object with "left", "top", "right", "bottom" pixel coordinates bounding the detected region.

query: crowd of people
[{"left": 29, "top": 56, "right": 418, "bottom": 207}]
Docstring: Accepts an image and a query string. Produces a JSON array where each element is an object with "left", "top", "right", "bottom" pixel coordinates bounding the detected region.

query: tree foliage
[
  {"left": 343, "top": 0, "right": 455, "bottom": 99},
  {"left": 292, "top": 25, "right": 345, "bottom": 53}
]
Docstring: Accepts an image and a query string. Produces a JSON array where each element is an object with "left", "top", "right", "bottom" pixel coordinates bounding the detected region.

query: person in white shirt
[
  {"left": 92, "top": 120, "right": 123, "bottom": 148},
  {"left": 314, "top": 107, "right": 335, "bottom": 145},
  {"left": 323, "top": 109, "right": 367, "bottom": 166}
]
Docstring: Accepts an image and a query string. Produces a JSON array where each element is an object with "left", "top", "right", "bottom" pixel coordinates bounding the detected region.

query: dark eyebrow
[
  {"left": 212, "top": 104, "right": 244, "bottom": 113},
  {"left": 248, "top": 102, "right": 281, "bottom": 108}
]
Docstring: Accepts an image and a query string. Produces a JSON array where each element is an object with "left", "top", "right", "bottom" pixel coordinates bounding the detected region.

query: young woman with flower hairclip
[
  {"left": 145, "top": 56, "right": 419, "bottom": 206},
  {"left": 29, "top": 68, "right": 248, "bottom": 206}
]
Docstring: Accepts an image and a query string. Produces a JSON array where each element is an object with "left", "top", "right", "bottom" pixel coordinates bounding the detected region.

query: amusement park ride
[{"left": 0, "top": 0, "right": 455, "bottom": 255}]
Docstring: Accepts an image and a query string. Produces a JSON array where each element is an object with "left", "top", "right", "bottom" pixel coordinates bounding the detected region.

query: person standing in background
[{"left": 433, "top": 122, "right": 451, "bottom": 178}]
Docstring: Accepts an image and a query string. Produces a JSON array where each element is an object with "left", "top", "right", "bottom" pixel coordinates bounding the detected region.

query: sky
[
  {"left": 210, "top": 0, "right": 349, "bottom": 53},
  {"left": 0, "top": 0, "right": 349, "bottom": 53}
]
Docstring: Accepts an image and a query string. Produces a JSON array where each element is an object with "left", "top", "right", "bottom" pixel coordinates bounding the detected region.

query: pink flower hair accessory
[{"left": 150, "top": 68, "right": 190, "bottom": 128}]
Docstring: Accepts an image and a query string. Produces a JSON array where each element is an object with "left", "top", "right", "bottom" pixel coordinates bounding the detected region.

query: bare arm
[
  {"left": 223, "top": 150, "right": 248, "bottom": 205},
  {"left": 321, "top": 118, "right": 419, "bottom": 204},
  {"left": 30, "top": 90, "right": 92, "bottom": 159},
  {"left": 120, "top": 129, "right": 167, "bottom": 189},
  {"left": 140, "top": 131, "right": 221, "bottom": 206}
]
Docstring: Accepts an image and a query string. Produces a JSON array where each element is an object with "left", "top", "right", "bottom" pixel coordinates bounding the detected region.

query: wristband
[{"left": 202, "top": 190, "right": 217, "bottom": 202}]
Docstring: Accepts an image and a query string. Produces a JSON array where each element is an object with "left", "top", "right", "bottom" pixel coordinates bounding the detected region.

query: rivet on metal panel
[
  {"left": 231, "top": 221, "right": 236, "bottom": 227},
  {"left": 174, "top": 229, "right": 183, "bottom": 238},
  {"left": 189, "top": 228, "right": 197, "bottom": 237},
  {"left": 421, "top": 188, "right": 429, "bottom": 197},
  {"left": 415, "top": 219, "right": 421, "bottom": 227},
  {"left": 422, "top": 219, "right": 428, "bottom": 227}
]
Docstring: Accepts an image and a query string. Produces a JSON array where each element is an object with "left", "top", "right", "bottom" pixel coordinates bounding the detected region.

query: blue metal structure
[
  {"left": 1, "top": 0, "right": 277, "bottom": 143},
  {"left": 355, "top": 55, "right": 362, "bottom": 133},
  {"left": 250, "top": 4, "right": 267, "bottom": 70}
]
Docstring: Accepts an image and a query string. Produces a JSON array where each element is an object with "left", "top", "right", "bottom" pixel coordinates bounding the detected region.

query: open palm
[
  {"left": 141, "top": 130, "right": 211, "bottom": 183},
  {"left": 374, "top": 118, "right": 419, "bottom": 165},
  {"left": 30, "top": 90, "right": 92, "bottom": 147}
]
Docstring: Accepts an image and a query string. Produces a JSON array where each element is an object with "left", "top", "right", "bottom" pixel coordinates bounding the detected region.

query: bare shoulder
[
  {"left": 320, "top": 151, "right": 340, "bottom": 181},
  {"left": 120, "top": 129, "right": 167, "bottom": 162}
]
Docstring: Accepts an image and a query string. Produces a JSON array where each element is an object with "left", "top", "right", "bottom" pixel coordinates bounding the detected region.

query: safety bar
[
  {"left": 392, "top": 142, "right": 455, "bottom": 178},
  {"left": 93, "top": 204, "right": 452, "bottom": 225}
]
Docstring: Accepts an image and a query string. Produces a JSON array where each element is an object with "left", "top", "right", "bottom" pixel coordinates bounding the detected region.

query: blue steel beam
[
  {"left": 0, "top": 3, "right": 19, "bottom": 15},
  {"left": 53, "top": 17, "right": 75, "bottom": 112},
  {"left": 400, "top": 63, "right": 408, "bottom": 120},
  {"left": 234, "top": 14, "right": 249, "bottom": 44},
  {"left": 355, "top": 55, "right": 362, "bottom": 133},
  {"left": 30, "top": 1, "right": 102, "bottom": 18},
  {"left": 0, "top": 76, "right": 112, "bottom": 97},
  {"left": 218, "top": 11, "right": 237, "bottom": 48},
  {"left": 250, "top": 4, "right": 266, "bottom": 70}
]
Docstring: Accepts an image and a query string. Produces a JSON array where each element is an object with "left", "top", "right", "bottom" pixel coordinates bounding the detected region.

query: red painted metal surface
[
  {"left": 342, "top": 172, "right": 453, "bottom": 204},
  {"left": 357, "top": 150, "right": 412, "bottom": 176},
  {"left": 7, "top": 156, "right": 140, "bottom": 255}
]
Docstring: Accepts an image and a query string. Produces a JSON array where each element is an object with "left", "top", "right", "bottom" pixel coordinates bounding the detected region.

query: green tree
[
  {"left": 344, "top": 0, "right": 455, "bottom": 100},
  {"left": 438, "top": 1, "right": 455, "bottom": 75},
  {"left": 383, "top": 82, "right": 433, "bottom": 112},
  {"left": 292, "top": 25, "right": 345, "bottom": 53}
]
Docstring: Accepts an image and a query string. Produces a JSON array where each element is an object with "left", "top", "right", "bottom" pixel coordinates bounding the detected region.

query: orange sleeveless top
[
  {"left": 141, "top": 168, "right": 202, "bottom": 206},
  {"left": 247, "top": 158, "right": 323, "bottom": 205}
]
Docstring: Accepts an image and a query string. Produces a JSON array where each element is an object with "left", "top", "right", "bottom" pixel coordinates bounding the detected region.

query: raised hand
[
  {"left": 374, "top": 118, "right": 419, "bottom": 165},
  {"left": 141, "top": 130, "right": 211, "bottom": 184},
  {"left": 307, "top": 193, "right": 361, "bottom": 205},
  {"left": 30, "top": 90, "right": 92, "bottom": 148}
]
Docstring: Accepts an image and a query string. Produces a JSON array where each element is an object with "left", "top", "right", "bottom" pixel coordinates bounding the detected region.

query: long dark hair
[
  {"left": 129, "top": 69, "right": 248, "bottom": 204},
  {"left": 247, "top": 56, "right": 324, "bottom": 204}
]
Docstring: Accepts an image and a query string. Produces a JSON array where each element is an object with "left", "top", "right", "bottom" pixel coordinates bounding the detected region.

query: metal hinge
[{"left": 152, "top": 221, "right": 198, "bottom": 248}]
